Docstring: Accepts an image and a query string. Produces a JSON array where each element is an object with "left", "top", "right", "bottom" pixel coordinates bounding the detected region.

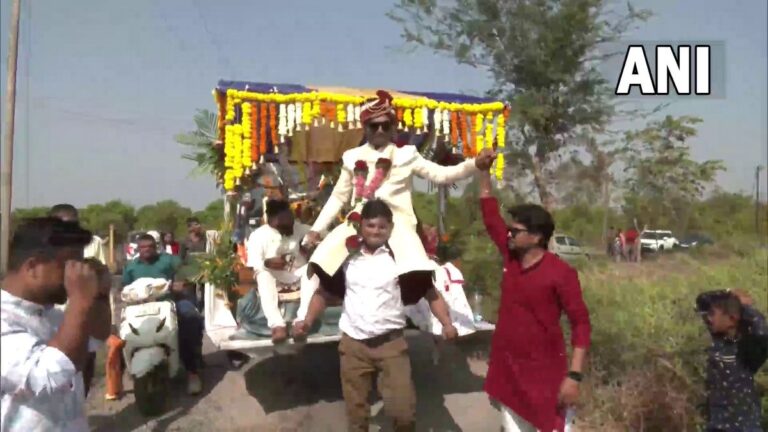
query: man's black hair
[
  {"left": 361, "top": 199, "right": 393, "bottom": 223},
  {"left": 49, "top": 203, "right": 79, "bottom": 219},
  {"left": 265, "top": 199, "right": 291, "bottom": 221},
  {"left": 507, "top": 204, "right": 555, "bottom": 249},
  {"left": 9, "top": 217, "right": 92, "bottom": 271},
  {"left": 137, "top": 233, "right": 157, "bottom": 244},
  {"left": 186, "top": 217, "right": 200, "bottom": 226}
]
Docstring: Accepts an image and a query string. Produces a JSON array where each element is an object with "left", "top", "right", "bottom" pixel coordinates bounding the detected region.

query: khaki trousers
[{"left": 338, "top": 331, "right": 416, "bottom": 432}]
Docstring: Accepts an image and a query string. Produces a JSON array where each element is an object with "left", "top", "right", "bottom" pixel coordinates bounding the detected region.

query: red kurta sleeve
[
  {"left": 556, "top": 266, "right": 591, "bottom": 348},
  {"left": 480, "top": 197, "right": 508, "bottom": 254}
]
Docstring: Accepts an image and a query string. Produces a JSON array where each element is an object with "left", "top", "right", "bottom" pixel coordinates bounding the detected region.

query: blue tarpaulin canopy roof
[{"left": 215, "top": 80, "right": 501, "bottom": 105}]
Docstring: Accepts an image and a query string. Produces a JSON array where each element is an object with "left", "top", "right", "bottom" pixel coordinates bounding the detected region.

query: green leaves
[
  {"left": 389, "top": 0, "right": 653, "bottom": 208},
  {"left": 175, "top": 109, "right": 224, "bottom": 180},
  {"left": 622, "top": 115, "right": 725, "bottom": 232}
]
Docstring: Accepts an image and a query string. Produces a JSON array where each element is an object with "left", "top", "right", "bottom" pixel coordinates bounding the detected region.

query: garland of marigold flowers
[
  {"left": 269, "top": 103, "right": 278, "bottom": 150},
  {"left": 404, "top": 108, "right": 413, "bottom": 131},
  {"left": 241, "top": 103, "right": 252, "bottom": 171},
  {"left": 450, "top": 111, "right": 459, "bottom": 146},
  {"left": 495, "top": 112, "right": 506, "bottom": 180},
  {"left": 484, "top": 113, "right": 494, "bottom": 152},
  {"left": 467, "top": 114, "right": 476, "bottom": 157},
  {"left": 396, "top": 108, "right": 404, "bottom": 130},
  {"left": 336, "top": 103, "right": 346, "bottom": 131},
  {"left": 250, "top": 104, "right": 259, "bottom": 164},
  {"left": 414, "top": 107, "right": 423, "bottom": 132},
  {"left": 259, "top": 103, "right": 268, "bottom": 157},
  {"left": 302, "top": 102, "right": 312, "bottom": 130},
  {"left": 475, "top": 113, "right": 485, "bottom": 153},
  {"left": 327, "top": 103, "right": 337, "bottom": 128}
]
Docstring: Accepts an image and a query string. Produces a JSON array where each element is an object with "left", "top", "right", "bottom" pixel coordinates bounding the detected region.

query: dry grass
[{"left": 572, "top": 249, "right": 768, "bottom": 431}]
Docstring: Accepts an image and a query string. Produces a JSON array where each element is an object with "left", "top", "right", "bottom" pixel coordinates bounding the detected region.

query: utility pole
[
  {"left": 1, "top": 0, "right": 22, "bottom": 273},
  {"left": 756, "top": 166, "right": 759, "bottom": 235}
]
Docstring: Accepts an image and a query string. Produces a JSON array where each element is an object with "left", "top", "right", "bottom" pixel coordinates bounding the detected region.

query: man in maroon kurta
[{"left": 477, "top": 169, "right": 591, "bottom": 432}]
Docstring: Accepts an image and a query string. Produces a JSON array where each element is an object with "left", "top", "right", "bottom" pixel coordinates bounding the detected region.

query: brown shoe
[{"left": 271, "top": 326, "right": 288, "bottom": 344}]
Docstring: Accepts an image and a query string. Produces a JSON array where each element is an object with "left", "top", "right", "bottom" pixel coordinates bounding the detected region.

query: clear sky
[{"left": 1, "top": 0, "right": 766, "bottom": 210}]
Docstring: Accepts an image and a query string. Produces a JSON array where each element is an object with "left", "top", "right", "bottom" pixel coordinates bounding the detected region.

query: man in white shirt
[
  {"left": 1, "top": 217, "right": 109, "bottom": 431},
  {"left": 245, "top": 199, "right": 313, "bottom": 343},
  {"left": 49, "top": 204, "right": 109, "bottom": 397},
  {"left": 294, "top": 199, "right": 458, "bottom": 432}
]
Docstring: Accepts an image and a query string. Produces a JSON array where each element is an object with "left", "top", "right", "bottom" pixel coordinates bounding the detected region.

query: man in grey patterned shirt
[{"left": 1, "top": 218, "right": 108, "bottom": 431}]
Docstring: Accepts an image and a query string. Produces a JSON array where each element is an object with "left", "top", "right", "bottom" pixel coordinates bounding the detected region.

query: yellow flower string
[
  {"left": 224, "top": 124, "right": 236, "bottom": 190},
  {"left": 241, "top": 103, "right": 253, "bottom": 169},
  {"left": 403, "top": 108, "right": 413, "bottom": 130},
  {"left": 414, "top": 107, "right": 424, "bottom": 132},
  {"left": 475, "top": 113, "right": 485, "bottom": 153},
  {"left": 495, "top": 111, "right": 507, "bottom": 180},
  {"left": 336, "top": 103, "right": 346, "bottom": 131},
  {"left": 484, "top": 114, "right": 494, "bottom": 151},
  {"left": 301, "top": 102, "right": 312, "bottom": 130},
  {"left": 311, "top": 100, "right": 321, "bottom": 126}
]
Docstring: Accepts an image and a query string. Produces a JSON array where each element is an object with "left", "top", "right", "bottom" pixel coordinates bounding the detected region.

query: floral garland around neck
[{"left": 345, "top": 157, "right": 393, "bottom": 254}]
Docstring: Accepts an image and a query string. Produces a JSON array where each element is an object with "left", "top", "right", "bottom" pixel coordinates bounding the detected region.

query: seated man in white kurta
[
  {"left": 301, "top": 90, "right": 496, "bottom": 308},
  {"left": 245, "top": 199, "right": 314, "bottom": 343}
]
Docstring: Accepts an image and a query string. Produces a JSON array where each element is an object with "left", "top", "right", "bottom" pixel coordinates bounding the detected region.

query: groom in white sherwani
[{"left": 298, "top": 90, "right": 496, "bottom": 317}]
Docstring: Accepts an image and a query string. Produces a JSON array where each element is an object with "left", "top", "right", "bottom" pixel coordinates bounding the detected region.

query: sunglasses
[
  {"left": 366, "top": 121, "right": 393, "bottom": 133},
  {"left": 507, "top": 227, "right": 528, "bottom": 238}
]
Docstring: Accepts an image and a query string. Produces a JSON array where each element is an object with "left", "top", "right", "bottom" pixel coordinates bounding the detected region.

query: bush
[
  {"left": 578, "top": 252, "right": 766, "bottom": 430},
  {"left": 476, "top": 251, "right": 767, "bottom": 431}
]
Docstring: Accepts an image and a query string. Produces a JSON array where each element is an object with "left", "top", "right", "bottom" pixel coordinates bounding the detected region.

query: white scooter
[{"left": 119, "top": 278, "right": 180, "bottom": 416}]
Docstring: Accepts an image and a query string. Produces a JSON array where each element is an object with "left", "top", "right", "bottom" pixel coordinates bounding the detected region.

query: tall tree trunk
[{"left": 531, "top": 157, "right": 556, "bottom": 210}]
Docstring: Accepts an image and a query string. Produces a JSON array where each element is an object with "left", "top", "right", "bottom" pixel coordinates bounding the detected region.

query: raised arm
[
  {"left": 478, "top": 171, "right": 509, "bottom": 254},
  {"left": 412, "top": 152, "right": 479, "bottom": 184},
  {"left": 310, "top": 167, "right": 352, "bottom": 234}
]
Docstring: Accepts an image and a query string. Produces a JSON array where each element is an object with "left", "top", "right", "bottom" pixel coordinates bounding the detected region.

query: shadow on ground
[
  {"left": 244, "top": 330, "right": 493, "bottom": 432},
  {"left": 87, "top": 348, "right": 231, "bottom": 432}
]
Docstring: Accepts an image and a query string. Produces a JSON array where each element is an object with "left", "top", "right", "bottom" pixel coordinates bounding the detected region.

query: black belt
[{"left": 356, "top": 329, "right": 404, "bottom": 348}]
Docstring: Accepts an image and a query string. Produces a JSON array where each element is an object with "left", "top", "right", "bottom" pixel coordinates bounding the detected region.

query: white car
[
  {"left": 551, "top": 234, "right": 591, "bottom": 260},
  {"left": 640, "top": 230, "right": 679, "bottom": 252}
]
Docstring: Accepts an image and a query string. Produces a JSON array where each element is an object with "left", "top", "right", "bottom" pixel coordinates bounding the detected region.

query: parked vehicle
[
  {"left": 679, "top": 233, "right": 714, "bottom": 249},
  {"left": 119, "top": 278, "right": 179, "bottom": 416},
  {"left": 640, "top": 230, "right": 679, "bottom": 252},
  {"left": 552, "top": 234, "right": 591, "bottom": 260}
]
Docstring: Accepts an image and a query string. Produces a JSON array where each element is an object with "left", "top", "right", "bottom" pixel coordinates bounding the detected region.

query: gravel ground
[
  {"left": 93, "top": 276, "right": 504, "bottom": 431},
  {"left": 85, "top": 330, "right": 501, "bottom": 432}
]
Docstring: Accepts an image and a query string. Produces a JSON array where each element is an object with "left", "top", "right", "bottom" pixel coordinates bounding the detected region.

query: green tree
[
  {"left": 135, "top": 200, "right": 193, "bottom": 238},
  {"left": 193, "top": 199, "right": 225, "bottom": 229},
  {"left": 10, "top": 207, "right": 49, "bottom": 231},
  {"left": 80, "top": 200, "right": 136, "bottom": 239},
  {"left": 389, "top": 0, "right": 652, "bottom": 209},
  {"left": 622, "top": 115, "right": 725, "bottom": 232}
]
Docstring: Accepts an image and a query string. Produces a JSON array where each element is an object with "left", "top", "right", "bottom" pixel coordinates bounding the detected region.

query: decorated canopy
[{"left": 213, "top": 80, "right": 510, "bottom": 191}]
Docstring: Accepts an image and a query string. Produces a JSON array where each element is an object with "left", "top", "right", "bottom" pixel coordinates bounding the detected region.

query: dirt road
[{"left": 85, "top": 330, "right": 502, "bottom": 431}]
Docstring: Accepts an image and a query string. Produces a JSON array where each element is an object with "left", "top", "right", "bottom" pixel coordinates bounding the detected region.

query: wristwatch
[{"left": 567, "top": 371, "right": 583, "bottom": 382}]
